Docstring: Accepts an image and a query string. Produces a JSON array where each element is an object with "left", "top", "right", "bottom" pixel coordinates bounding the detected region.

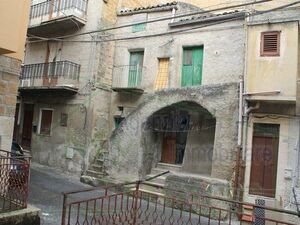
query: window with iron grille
[{"left": 260, "top": 31, "right": 280, "bottom": 56}]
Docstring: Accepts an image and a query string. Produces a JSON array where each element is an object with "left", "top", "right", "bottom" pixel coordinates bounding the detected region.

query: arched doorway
[{"left": 145, "top": 101, "right": 216, "bottom": 175}]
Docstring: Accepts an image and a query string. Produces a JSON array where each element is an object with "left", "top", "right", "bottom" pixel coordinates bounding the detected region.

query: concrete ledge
[{"left": 0, "top": 205, "right": 40, "bottom": 225}]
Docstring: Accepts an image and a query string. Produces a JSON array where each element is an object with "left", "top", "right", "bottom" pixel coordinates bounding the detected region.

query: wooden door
[
  {"left": 249, "top": 123, "right": 279, "bottom": 198},
  {"left": 161, "top": 137, "right": 176, "bottom": 164},
  {"left": 21, "top": 104, "right": 34, "bottom": 149},
  {"left": 128, "top": 51, "right": 144, "bottom": 87},
  {"left": 182, "top": 47, "right": 203, "bottom": 87}
]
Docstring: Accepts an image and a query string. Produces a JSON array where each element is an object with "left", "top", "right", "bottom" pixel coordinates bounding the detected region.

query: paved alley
[{"left": 28, "top": 163, "right": 96, "bottom": 225}]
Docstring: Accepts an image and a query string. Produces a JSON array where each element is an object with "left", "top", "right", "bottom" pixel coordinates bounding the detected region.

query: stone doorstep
[{"left": 0, "top": 205, "right": 40, "bottom": 225}]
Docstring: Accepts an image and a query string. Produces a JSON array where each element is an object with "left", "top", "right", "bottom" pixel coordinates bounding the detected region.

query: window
[
  {"left": 132, "top": 23, "right": 146, "bottom": 32},
  {"left": 128, "top": 51, "right": 144, "bottom": 87},
  {"left": 155, "top": 58, "right": 170, "bottom": 90},
  {"left": 132, "top": 13, "right": 147, "bottom": 33},
  {"left": 114, "top": 117, "right": 124, "bottom": 129},
  {"left": 60, "top": 113, "right": 68, "bottom": 127},
  {"left": 39, "top": 109, "right": 53, "bottom": 135},
  {"left": 261, "top": 31, "right": 280, "bottom": 56},
  {"left": 181, "top": 46, "right": 204, "bottom": 87}
]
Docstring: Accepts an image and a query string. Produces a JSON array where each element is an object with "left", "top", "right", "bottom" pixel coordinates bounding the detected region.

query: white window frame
[{"left": 38, "top": 108, "right": 54, "bottom": 136}]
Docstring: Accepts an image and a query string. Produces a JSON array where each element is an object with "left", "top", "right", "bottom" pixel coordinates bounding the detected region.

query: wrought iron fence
[
  {"left": 20, "top": 61, "right": 80, "bottom": 81},
  {"left": 0, "top": 150, "right": 31, "bottom": 213},
  {"left": 112, "top": 65, "right": 145, "bottom": 89},
  {"left": 61, "top": 180, "right": 300, "bottom": 225},
  {"left": 30, "top": 0, "right": 88, "bottom": 19}
]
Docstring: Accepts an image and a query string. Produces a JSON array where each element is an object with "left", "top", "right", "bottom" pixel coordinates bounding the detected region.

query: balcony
[
  {"left": 28, "top": 0, "right": 88, "bottom": 37},
  {"left": 19, "top": 61, "right": 80, "bottom": 95},
  {"left": 112, "top": 65, "right": 145, "bottom": 94}
]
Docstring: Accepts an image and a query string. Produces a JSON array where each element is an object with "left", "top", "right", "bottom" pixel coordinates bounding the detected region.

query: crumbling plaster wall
[
  {"left": 108, "top": 83, "right": 239, "bottom": 182},
  {"left": 28, "top": 96, "right": 89, "bottom": 174}
]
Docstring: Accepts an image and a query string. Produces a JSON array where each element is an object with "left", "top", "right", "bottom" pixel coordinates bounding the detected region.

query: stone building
[
  {"left": 0, "top": 0, "right": 30, "bottom": 151},
  {"left": 82, "top": 3, "right": 300, "bottom": 220},
  {"left": 15, "top": 0, "right": 118, "bottom": 174},
  {"left": 80, "top": 1, "right": 248, "bottom": 201}
]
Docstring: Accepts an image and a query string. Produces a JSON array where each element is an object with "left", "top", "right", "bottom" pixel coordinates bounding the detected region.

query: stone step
[
  {"left": 145, "top": 174, "right": 166, "bottom": 185},
  {"left": 95, "top": 158, "right": 105, "bottom": 164},
  {"left": 156, "top": 163, "right": 181, "bottom": 172},
  {"left": 86, "top": 169, "right": 107, "bottom": 178},
  {"left": 138, "top": 188, "right": 165, "bottom": 197},
  {"left": 91, "top": 164, "right": 104, "bottom": 172}
]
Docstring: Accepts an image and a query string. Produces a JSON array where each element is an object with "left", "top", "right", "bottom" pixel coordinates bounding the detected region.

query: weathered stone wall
[
  {"left": 110, "top": 3, "right": 245, "bottom": 131},
  {"left": 0, "top": 55, "right": 20, "bottom": 151},
  {"left": 108, "top": 83, "right": 239, "bottom": 182},
  {"left": 19, "top": 95, "right": 88, "bottom": 174}
]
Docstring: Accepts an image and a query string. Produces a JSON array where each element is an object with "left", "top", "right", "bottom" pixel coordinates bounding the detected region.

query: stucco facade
[{"left": 243, "top": 8, "right": 300, "bottom": 213}]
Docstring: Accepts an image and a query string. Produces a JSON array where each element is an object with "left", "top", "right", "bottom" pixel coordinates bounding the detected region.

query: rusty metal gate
[
  {"left": 61, "top": 181, "right": 300, "bottom": 225},
  {"left": 0, "top": 149, "right": 31, "bottom": 212}
]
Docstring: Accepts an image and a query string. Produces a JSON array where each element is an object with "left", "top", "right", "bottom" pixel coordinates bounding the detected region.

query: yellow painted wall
[
  {"left": 246, "top": 22, "right": 299, "bottom": 100},
  {"left": 0, "top": 0, "right": 30, "bottom": 60}
]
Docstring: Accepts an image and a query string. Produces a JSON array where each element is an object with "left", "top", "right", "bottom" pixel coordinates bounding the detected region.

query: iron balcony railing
[
  {"left": 30, "top": 0, "right": 88, "bottom": 19},
  {"left": 112, "top": 65, "right": 145, "bottom": 89},
  {"left": 0, "top": 150, "right": 31, "bottom": 213},
  {"left": 21, "top": 61, "right": 80, "bottom": 82},
  {"left": 61, "top": 179, "right": 300, "bottom": 225}
]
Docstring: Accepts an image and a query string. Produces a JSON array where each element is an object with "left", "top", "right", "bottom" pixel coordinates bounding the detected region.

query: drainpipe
[
  {"left": 233, "top": 78, "right": 244, "bottom": 202},
  {"left": 242, "top": 102, "right": 260, "bottom": 160},
  {"left": 237, "top": 78, "right": 244, "bottom": 148}
]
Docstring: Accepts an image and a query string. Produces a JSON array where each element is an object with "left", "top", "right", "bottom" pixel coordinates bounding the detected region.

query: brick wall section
[{"left": 0, "top": 55, "right": 21, "bottom": 150}]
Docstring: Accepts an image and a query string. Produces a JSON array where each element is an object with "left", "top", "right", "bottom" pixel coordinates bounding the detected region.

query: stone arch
[{"left": 108, "top": 83, "right": 238, "bottom": 182}]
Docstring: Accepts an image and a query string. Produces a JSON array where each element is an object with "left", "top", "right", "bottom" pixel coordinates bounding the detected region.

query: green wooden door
[
  {"left": 128, "top": 51, "right": 144, "bottom": 87},
  {"left": 181, "top": 47, "right": 203, "bottom": 87}
]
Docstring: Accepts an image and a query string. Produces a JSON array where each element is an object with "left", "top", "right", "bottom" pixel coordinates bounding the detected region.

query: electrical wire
[
  {"left": 27, "top": 0, "right": 272, "bottom": 42},
  {"left": 27, "top": 0, "right": 300, "bottom": 44}
]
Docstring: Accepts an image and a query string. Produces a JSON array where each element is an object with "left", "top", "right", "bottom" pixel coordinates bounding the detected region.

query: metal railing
[
  {"left": 20, "top": 61, "right": 80, "bottom": 81},
  {"left": 0, "top": 150, "right": 31, "bottom": 213},
  {"left": 112, "top": 65, "right": 144, "bottom": 89},
  {"left": 30, "top": 0, "right": 88, "bottom": 19},
  {"left": 61, "top": 180, "right": 300, "bottom": 225}
]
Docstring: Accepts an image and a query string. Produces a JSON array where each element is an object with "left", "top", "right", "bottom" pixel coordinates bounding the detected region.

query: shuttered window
[
  {"left": 39, "top": 109, "right": 53, "bottom": 135},
  {"left": 154, "top": 58, "right": 170, "bottom": 90},
  {"left": 261, "top": 31, "right": 280, "bottom": 56}
]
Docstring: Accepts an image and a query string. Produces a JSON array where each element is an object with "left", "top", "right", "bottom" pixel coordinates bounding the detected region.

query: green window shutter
[
  {"left": 192, "top": 47, "right": 203, "bottom": 86},
  {"left": 128, "top": 51, "right": 144, "bottom": 87},
  {"left": 132, "top": 23, "right": 146, "bottom": 32},
  {"left": 181, "top": 47, "right": 203, "bottom": 87}
]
